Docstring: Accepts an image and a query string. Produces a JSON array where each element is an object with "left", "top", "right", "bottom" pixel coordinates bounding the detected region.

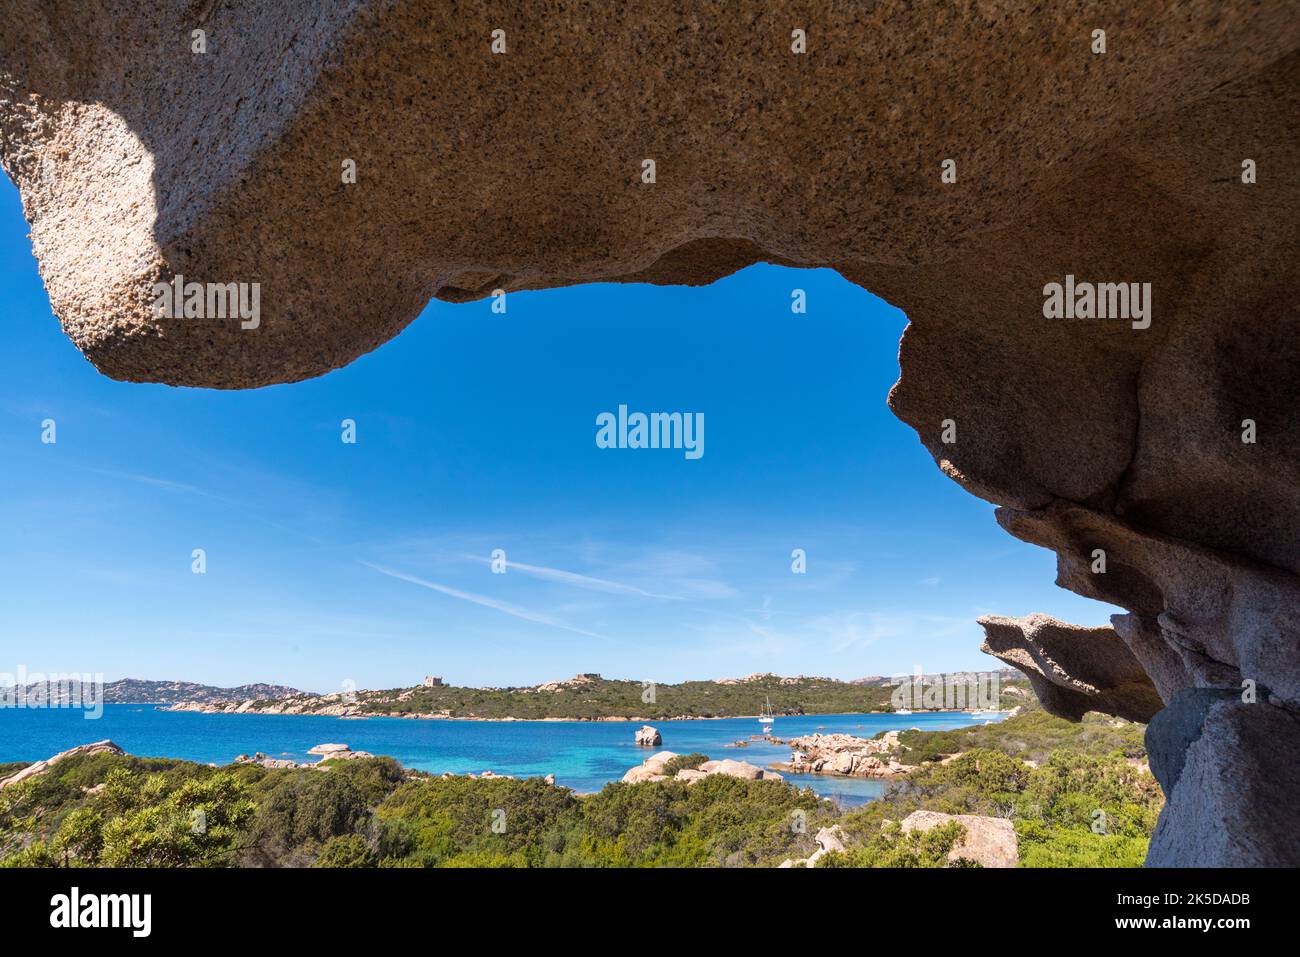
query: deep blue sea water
[{"left": 0, "top": 705, "right": 1003, "bottom": 806}]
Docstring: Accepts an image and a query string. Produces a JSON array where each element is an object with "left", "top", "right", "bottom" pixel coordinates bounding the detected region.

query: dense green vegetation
[
  {"left": 0, "top": 752, "right": 255, "bottom": 867},
  {"left": 832, "top": 747, "right": 1160, "bottom": 868},
  {"left": 882, "top": 700, "right": 1147, "bottom": 767},
  {"left": 819, "top": 820, "right": 972, "bottom": 868},
  {"left": 254, "top": 673, "right": 1024, "bottom": 720},
  {"left": 825, "top": 697, "right": 1162, "bottom": 867},
  {"left": 0, "top": 697, "right": 1161, "bottom": 868}
]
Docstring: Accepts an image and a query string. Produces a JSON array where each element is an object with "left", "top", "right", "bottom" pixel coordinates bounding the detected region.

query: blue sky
[{"left": 0, "top": 174, "right": 1118, "bottom": 692}]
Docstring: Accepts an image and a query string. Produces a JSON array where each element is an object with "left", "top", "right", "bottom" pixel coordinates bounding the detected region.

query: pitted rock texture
[
  {"left": 998, "top": 502, "right": 1300, "bottom": 712},
  {"left": 1145, "top": 690, "right": 1300, "bottom": 867},
  {"left": 900, "top": 810, "right": 1020, "bottom": 869},
  {"left": 979, "top": 613, "right": 1163, "bottom": 724},
  {"left": 3, "top": 2, "right": 1299, "bottom": 865}
]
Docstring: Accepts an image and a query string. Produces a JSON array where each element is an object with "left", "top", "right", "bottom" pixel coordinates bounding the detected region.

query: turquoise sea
[{"left": 0, "top": 706, "right": 1004, "bottom": 806}]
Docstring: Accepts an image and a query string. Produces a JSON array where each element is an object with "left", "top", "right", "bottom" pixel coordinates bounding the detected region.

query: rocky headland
[{"left": 770, "top": 731, "right": 911, "bottom": 779}]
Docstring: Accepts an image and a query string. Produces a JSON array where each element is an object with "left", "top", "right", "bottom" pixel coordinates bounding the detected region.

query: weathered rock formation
[
  {"left": 307, "top": 742, "right": 374, "bottom": 762},
  {"left": 0, "top": 740, "right": 124, "bottom": 789},
  {"left": 775, "top": 731, "right": 909, "bottom": 778},
  {"left": 621, "top": 752, "right": 781, "bottom": 784},
  {"left": 2, "top": 2, "right": 1297, "bottom": 865},
  {"left": 697, "top": 758, "right": 779, "bottom": 782},
  {"left": 621, "top": 751, "right": 678, "bottom": 784},
  {"left": 1143, "top": 689, "right": 1300, "bottom": 866},
  {"left": 779, "top": 825, "right": 847, "bottom": 869},
  {"left": 979, "top": 613, "right": 1163, "bottom": 723},
  {"left": 901, "top": 810, "right": 1020, "bottom": 869},
  {"left": 634, "top": 725, "right": 661, "bottom": 747},
  {"left": 232, "top": 742, "right": 375, "bottom": 768}
]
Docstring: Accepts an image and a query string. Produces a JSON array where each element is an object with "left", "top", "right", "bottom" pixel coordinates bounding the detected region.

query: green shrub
[
  {"left": 819, "top": 820, "right": 970, "bottom": 868},
  {"left": 659, "top": 753, "right": 708, "bottom": 777},
  {"left": 314, "top": 834, "right": 377, "bottom": 868}
]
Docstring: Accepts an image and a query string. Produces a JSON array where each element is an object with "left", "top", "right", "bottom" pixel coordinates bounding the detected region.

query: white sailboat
[{"left": 759, "top": 695, "right": 775, "bottom": 734}]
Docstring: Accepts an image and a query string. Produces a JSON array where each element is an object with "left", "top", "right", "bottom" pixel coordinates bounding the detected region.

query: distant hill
[
  {"left": 851, "top": 667, "right": 1023, "bottom": 687},
  {"left": 164, "top": 671, "right": 1026, "bottom": 720},
  {"left": 4, "top": 678, "right": 310, "bottom": 705}
]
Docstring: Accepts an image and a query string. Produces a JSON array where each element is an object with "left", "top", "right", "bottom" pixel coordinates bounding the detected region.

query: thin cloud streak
[
  {"left": 84, "top": 465, "right": 327, "bottom": 546},
  {"left": 361, "top": 561, "right": 613, "bottom": 642},
  {"left": 464, "top": 554, "right": 681, "bottom": 600}
]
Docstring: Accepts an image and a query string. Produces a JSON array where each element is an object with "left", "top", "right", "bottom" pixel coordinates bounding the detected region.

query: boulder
[
  {"left": 634, "top": 725, "right": 661, "bottom": 747},
  {"left": 0, "top": 740, "right": 124, "bottom": 789},
  {"left": 698, "top": 759, "right": 765, "bottom": 780},
  {"left": 307, "top": 743, "right": 373, "bottom": 762},
  {"left": 828, "top": 752, "right": 856, "bottom": 775},
  {"left": 622, "top": 751, "right": 677, "bottom": 783},
  {"left": 621, "top": 766, "right": 667, "bottom": 784},
  {"left": 815, "top": 826, "right": 845, "bottom": 855},
  {"left": 624, "top": 753, "right": 781, "bottom": 785},
  {"left": 901, "top": 811, "right": 1019, "bottom": 868},
  {"left": 643, "top": 750, "right": 676, "bottom": 770},
  {"left": 775, "top": 732, "right": 905, "bottom": 779},
  {"left": 259, "top": 758, "right": 300, "bottom": 769},
  {"left": 783, "top": 825, "right": 847, "bottom": 868},
  {"left": 308, "top": 743, "right": 351, "bottom": 756}
]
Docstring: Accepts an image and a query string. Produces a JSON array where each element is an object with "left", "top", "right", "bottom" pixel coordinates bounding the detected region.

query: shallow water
[{"left": 0, "top": 705, "right": 1004, "bottom": 806}]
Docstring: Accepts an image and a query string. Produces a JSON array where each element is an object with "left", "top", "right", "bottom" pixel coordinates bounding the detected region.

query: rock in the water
[
  {"left": 776, "top": 732, "right": 908, "bottom": 779},
  {"left": 308, "top": 743, "right": 351, "bottom": 756},
  {"left": 307, "top": 743, "right": 373, "bottom": 762},
  {"left": 901, "top": 810, "right": 1020, "bottom": 868},
  {"left": 0, "top": 740, "right": 124, "bottom": 789},
  {"left": 634, "top": 725, "right": 661, "bottom": 747}
]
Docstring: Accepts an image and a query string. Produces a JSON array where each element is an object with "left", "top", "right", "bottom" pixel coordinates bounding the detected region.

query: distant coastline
[
  {"left": 158, "top": 704, "right": 1014, "bottom": 722},
  {"left": 4, "top": 670, "right": 1025, "bottom": 723},
  {"left": 151, "top": 670, "right": 1023, "bottom": 722},
  {"left": 157, "top": 705, "right": 726, "bottom": 722}
]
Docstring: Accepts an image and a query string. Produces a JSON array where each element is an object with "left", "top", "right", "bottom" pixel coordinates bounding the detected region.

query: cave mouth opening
[{"left": 0, "top": 186, "right": 1122, "bottom": 696}]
